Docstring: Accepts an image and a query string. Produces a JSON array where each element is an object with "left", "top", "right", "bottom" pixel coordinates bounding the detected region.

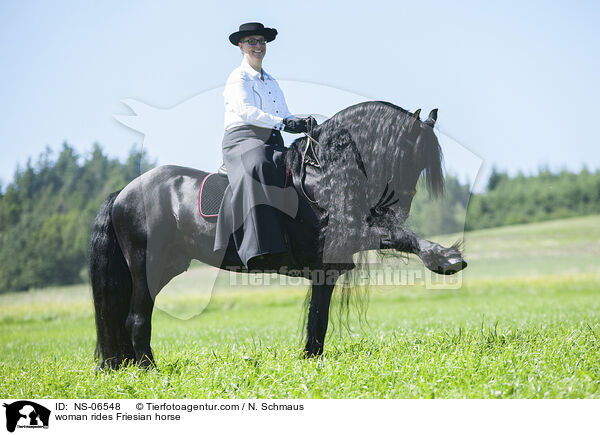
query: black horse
[{"left": 90, "top": 101, "right": 467, "bottom": 369}]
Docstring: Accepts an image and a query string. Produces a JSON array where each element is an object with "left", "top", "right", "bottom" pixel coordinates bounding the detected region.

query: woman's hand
[{"left": 283, "top": 116, "right": 318, "bottom": 133}]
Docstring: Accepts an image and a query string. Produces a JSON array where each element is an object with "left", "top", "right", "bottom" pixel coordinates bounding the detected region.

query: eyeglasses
[{"left": 240, "top": 38, "right": 267, "bottom": 46}]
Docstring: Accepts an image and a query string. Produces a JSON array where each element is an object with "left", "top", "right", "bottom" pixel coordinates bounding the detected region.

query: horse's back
[
  {"left": 112, "top": 165, "right": 213, "bottom": 239},
  {"left": 127, "top": 164, "right": 210, "bottom": 188},
  {"left": 116, "top": 165, "right": 210, "bottom": 203}
]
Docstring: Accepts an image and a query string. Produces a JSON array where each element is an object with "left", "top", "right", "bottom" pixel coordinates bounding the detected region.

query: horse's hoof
[
  {"left": 137, "top": 356, "right": 156, "bottom": 370},
  {"left": 439, "top": 259, "right": 467, "bottom": 275},
  {"left": 96, "top": 361, "right": 108, "bottom": 372},
  {"left": 96, "top": 357, "right": 124, "bottom": 371},
  {"left": 303, "top": 347, "right": 323, "bottom": 358}
]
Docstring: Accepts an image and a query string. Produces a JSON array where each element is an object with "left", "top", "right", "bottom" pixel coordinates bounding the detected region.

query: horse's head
[
  {"left": 392, "top": 107, "right": 444, "bottom": 205},
  {"left": 362, "top": 106, "right": 445, "bottom": 250},
  {"left": 287, "top": 101, "right": 446, "bottom": 264}
]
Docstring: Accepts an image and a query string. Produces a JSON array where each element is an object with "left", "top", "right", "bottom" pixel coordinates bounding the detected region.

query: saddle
[
  {"left": 198, "top": 171, "right": 229, "bottom": 219},
  {"left": 198, "top": 164, "right": 293, "bottom": 221}
]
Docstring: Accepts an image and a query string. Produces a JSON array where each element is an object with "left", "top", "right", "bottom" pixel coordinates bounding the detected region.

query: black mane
[{"left": 285, "top": 100, "right": 444, "bottom": 200}]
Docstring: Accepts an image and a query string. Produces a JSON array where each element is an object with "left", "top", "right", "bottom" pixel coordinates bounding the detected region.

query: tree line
[
  {"left": 0, "top": 143, "right": 598, "bottom": 293},
  {"left": 0, "top": 143, "right": 154, "bottom": 293},
  {"left": 465, "top": 167, "right": 600, "bottom": 230},
  {"left": 408, "top": 166, "right": 600, "bottom": 235}
]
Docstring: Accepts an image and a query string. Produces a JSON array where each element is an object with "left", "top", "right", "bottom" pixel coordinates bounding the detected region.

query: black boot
[
  {"left": 247, "top": 252, "right": 310, "bottom": 279},
  {"left": 247, "top": 252, "right": 290, "bottom": 273}
]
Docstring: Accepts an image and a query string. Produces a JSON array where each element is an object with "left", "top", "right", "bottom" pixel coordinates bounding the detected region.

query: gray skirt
[{"left": 214, "top": 125, "right": 298, "bottom": 266}]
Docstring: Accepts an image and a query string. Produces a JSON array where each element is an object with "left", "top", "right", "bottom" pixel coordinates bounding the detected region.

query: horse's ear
[
  {"left": 425, "top": 108, "right": 438, "bottom": 127},
  {"left": 407, "top": 108, "right": 421, "bottom": 131}
]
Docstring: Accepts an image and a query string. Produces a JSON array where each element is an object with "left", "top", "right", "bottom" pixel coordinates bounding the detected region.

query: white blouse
[{"left": 223, "top": 58, "right": 292, "bottom": 131}]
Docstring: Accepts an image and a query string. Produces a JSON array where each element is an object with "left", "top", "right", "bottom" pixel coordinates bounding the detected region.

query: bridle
[
  {"left": 302, "top": 132, "right": 322, "bottom": 168},
  {"left": 297, "top": 128, "right": 420, "bottom": 206},
  {"left": 298, "top": 131, "right": 322, "bottom": 204}
]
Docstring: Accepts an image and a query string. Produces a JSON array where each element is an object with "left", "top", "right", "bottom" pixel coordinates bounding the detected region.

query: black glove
[
  {"left": 305, "top": 116, "right": 318, "bottom": 132},
  {"left": 283, "top": 116, "right": 318, "bottom": 134}
]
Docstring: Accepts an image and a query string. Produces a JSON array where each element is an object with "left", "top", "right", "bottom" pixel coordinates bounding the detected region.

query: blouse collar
[{"left": 240, "top": 57, "right": 269, "bottom": 79}]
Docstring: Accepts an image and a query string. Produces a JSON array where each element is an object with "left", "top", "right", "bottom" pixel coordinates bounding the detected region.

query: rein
[
  {"left": 302, "top": 132, "right": 322, "bottom": 168},
  {"left": 298, "top": 132, "right": 322, "bottom": 204}
]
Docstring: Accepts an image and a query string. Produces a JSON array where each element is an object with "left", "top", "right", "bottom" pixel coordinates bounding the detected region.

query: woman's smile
[{"left": 250, "top": 47, "right": 264, "bottom": 58}]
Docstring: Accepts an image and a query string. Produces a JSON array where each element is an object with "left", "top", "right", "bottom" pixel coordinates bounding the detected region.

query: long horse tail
[{"left": 89, "top": 190, "right": 134, "bottom": 369}]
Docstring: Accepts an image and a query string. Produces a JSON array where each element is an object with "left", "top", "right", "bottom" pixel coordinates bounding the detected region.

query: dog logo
[{"left": 3, "top": 401, "right": 50, "bottom": 432}]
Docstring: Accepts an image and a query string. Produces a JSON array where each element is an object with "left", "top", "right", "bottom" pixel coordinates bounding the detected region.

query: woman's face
[{"left": 238, "top": 34, "right": 266, "bottom": 64}]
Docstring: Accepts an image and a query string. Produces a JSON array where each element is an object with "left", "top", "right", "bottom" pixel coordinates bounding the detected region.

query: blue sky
[{"left": 1, "top": 0, "right": 598, "bottom": 191}]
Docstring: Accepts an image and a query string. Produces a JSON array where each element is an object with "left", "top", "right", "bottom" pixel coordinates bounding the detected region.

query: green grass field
[{"left": 1, "top": 215, "right": 599, "bottom": 398}]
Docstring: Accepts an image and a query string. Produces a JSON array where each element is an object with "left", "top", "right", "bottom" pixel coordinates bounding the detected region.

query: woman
[{"left": 214, "top": 22, "right": 316, "bottom": 270}]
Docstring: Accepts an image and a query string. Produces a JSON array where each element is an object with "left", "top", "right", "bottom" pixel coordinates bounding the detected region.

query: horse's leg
[
  {"left": 415, "top": 239, "right": 466, "bottom": 275},
  {"left": 304, "top": 272, "right": 338, "bottom": 357},
  {"left": 111, "top": 186, "right": 156, "bottom": 369},
  {"left": 382, "top": 227, "right": 467, "bottom": 274},
  {"left": 125, "top": 251, "right": 155, "bottom": 368},
  {"left": 90, "top": 192, "right": 136, "bottom": 370}
]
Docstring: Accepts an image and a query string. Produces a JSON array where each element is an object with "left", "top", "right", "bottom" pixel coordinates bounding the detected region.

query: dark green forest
[
  {"left": 466, "top": 167, "right": 600, "bottom": 230},
  {"left": 0, "top": 144, "right": 154, "bottom": 293},
  {"left": 409, "top": 166, "right": 600, "bottom": 235},
  {"left": 0, "top": 143, "right": 598, "bottom": 293}
]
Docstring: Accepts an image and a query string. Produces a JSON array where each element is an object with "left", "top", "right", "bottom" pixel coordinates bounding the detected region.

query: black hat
[{"left": 229, "top": 22, "right": 277, "bottom": 45}]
